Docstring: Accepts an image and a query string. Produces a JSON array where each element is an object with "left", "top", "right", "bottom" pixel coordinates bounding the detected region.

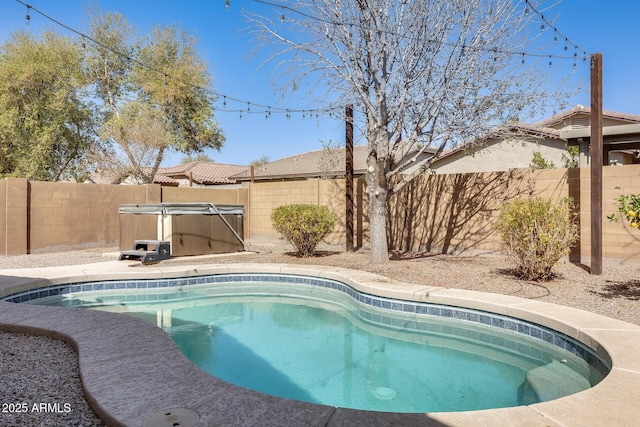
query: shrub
[
  {"left": 271, "top": 204, "right": 337, "bottom": 257},
  {"left": 607, "top": 189, "right": 640, "bottom": 231},
  {"left": 495, "top": 197, "right": 579, "bottom": 281}
]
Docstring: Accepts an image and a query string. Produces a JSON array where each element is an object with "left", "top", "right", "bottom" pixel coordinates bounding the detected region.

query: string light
[
  {"left": 11, "top": 0, "right": 588, "bottom": 121},
  {"left": 254, "top": 0, "right": 589, "bottom": 64},
  {"left": 225, "top": 0, "right": 229, "bottom": 11},
  {"left": 523, "top": 0, "right": 588, "bottom": 59}
]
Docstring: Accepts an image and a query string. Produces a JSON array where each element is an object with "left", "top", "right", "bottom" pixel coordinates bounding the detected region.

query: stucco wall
[
  {"left": 431, "top": 139, "right": 567, "bottom": 174},
  {"left": 431, "top": 138, "right": 570, "bottom": 175}
]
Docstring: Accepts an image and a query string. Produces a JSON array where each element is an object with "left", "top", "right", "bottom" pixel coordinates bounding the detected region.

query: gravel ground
[
  {"left": 1, "top": 237, "right": 639, "bottom": 426},
  {"left": 0, "top": 333, "right": 105, "bottom": 427}
]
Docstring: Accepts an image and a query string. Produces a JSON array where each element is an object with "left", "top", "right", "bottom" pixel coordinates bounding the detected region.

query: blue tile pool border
[{"left": 3, "top": 273, "right": 610, "bottom": 377}]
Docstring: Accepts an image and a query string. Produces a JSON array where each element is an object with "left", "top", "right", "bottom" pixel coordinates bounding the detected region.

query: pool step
[
  {"left": 518, "top": 360, "right": 591, "bottom": 404},
  {"left": 119, "top": 240, "right": 171, "bottom": 265}
]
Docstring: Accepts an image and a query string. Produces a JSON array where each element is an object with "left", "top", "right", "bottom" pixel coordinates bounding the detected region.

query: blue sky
[{"left": 1, "top": 0, "right": 639, "bottom": 167}]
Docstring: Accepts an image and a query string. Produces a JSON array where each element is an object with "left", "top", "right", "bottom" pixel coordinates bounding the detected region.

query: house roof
[
  {"left": 535, "top": 105, "right": 640, "bottom": 127},
  {"left": 154, "top": 162, "right": 249, "bottom": 185},
  {"left": 233, "top": 146, "right": 368, "bottom": 181},
  {"left": 431, "top": 106, "right": 640, "bottom": 165},
  {"left": 233, "top": 144, "right": 438, "bottom": 181}
]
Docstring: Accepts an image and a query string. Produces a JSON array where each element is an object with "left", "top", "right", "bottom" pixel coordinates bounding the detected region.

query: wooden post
[
  {"left": 345, "top": 105, "right": 354, "bottom": 252},
  {"left": 590, "top": 53, "right": 603, "bottom": 275}
]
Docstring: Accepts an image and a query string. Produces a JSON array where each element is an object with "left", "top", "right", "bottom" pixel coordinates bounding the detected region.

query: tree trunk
[
  {"left": 369, "top": 190, "right": 389, "bottom": 263},
  {"left": 367, "top": 151, "right": 390, "bottom": 263}
]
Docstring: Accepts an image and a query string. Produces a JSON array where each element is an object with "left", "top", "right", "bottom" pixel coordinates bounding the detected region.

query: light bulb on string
[
  {"left": 25, "top": 6, "right": 31, "bottom": 25},
  {"left": 247, "top": 102, "right": 251, "bottom": 112},
  {"left": 521, "top": 53, "right": 525, "bottom": 64},
  {"left": 553, "top": 30, "right": 558, "bottom": 44},
  {"left": 225, "top": 0, "right": 229, "bottom": 11},
  {"left": 223, "top": 96, "right": 227, "bottom": 107},
  {"left": 564, "top": 39, "right": 568, "bottom": 51},
  {"left": 548, "top": 56, "right": 552, "bottom": 67},
  {"left": 281, "top": 7, "right": 285, "bottom": 22}
]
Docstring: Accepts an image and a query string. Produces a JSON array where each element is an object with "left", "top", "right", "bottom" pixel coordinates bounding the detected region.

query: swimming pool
[{"left": 9, "top": 273, "right": 609, "bottom": 413}]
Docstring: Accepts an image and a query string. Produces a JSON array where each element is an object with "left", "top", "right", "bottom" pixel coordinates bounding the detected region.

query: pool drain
[
  {"left": 372, "top": 386, "right": 397, "bottom": 400},
  {"left": 144, "top": 407, "right": 200, "bottom": 427}
]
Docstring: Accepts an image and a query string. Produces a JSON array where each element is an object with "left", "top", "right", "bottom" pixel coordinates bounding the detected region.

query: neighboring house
[
  {"left": 232, "top": 144, "right": 438, "bottom": 182},
  {"left": 87, "top": 162, "right": 249, "bottom": 188},
  {"left": 155, "top": 162, "right": 249, "bottom": 188},
  {"left": 429, "top": 105, "right": 640, "bottom": 174},
  {"left": 544, "top": 106, "right": 640, "bottom": 167}
]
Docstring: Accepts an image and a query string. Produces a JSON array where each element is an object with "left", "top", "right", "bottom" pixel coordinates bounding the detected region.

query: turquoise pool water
[{"left": 19, "top": 276, "right": 607, "bottom": 413}]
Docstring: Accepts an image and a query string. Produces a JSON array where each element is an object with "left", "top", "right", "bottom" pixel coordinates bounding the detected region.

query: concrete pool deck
[{"left": 1, "top": 259, "right": 640, "bottom": 426}]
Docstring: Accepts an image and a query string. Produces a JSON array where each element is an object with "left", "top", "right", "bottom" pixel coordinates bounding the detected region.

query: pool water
[
  {"left": 164, "top": 298, "right": 532, "bottom": 412},
  {"left": 26, "top": 279, "right": 605, "bottom": 413}
]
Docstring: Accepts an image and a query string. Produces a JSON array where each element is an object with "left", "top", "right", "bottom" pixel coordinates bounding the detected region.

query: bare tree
[{"left": 248, "top": 0, "right": 577, "bottom": 262}]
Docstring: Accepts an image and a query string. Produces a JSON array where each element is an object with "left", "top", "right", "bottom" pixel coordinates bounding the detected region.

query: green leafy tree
[
  {"left": 561, "top": 145, "right": 579, "bottom": 168},
  {"left": 87, "top": 12, "right": 225, "bottom": 183},
  {"left": 607, "top": 188, "right": 640, "bottom": 231},
  {"left": 0, "top": 31, "right": 96, "bottom": 180},
  {"left": 529, "top": 151, "right": 555, "bottom": 170},
  {"left": 181, "top": 153, "right": 215, "bottom": 163},
  {"left": 250, "top": 155, "right": 270, "bottom": 167}
]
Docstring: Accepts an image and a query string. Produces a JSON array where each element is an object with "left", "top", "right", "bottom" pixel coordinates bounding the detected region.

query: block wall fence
[{"left": 1, "top": 164, "right": 639, "bottom": 264}]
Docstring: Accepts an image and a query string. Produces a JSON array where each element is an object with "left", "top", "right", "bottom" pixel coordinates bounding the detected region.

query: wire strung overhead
[
  {"left": 250, "top": 0, "right": 590, "bottom": 62},
  {"left": 13, "top": 0, "right": 590, "bottom": 118},
  {"left": 523, "top": 0, "right": 589, "bottom": 67},
  {"left": 13, "top": 0, "right": 341, "bottom": 119}
]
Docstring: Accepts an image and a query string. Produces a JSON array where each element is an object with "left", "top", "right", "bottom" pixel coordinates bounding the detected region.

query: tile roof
[
  {"left": 535, "top": 105, "right": 640, "bottom": 127},
  {"left": 154, "top": 162, "right": 249, "bottom": 185},
  {"left": 234, "top": 146, "right": 370, "bottom": 181}
]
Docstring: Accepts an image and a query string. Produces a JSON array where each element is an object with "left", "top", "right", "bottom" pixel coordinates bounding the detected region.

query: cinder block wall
[
  {"left": 1, "top": 165, "right": 639, "bottom": 263},
  {"left": 385, "top": 165, "right": 640, "bottom": 264},
  {"left": 247, "top": 178, "right": 362, "bottom": 244},
  {"left": 1, "top": 179, "right": 28, "bottom": 256},
  {"left": 27, "top": 181, "right": 161, "bottom": 254}
]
